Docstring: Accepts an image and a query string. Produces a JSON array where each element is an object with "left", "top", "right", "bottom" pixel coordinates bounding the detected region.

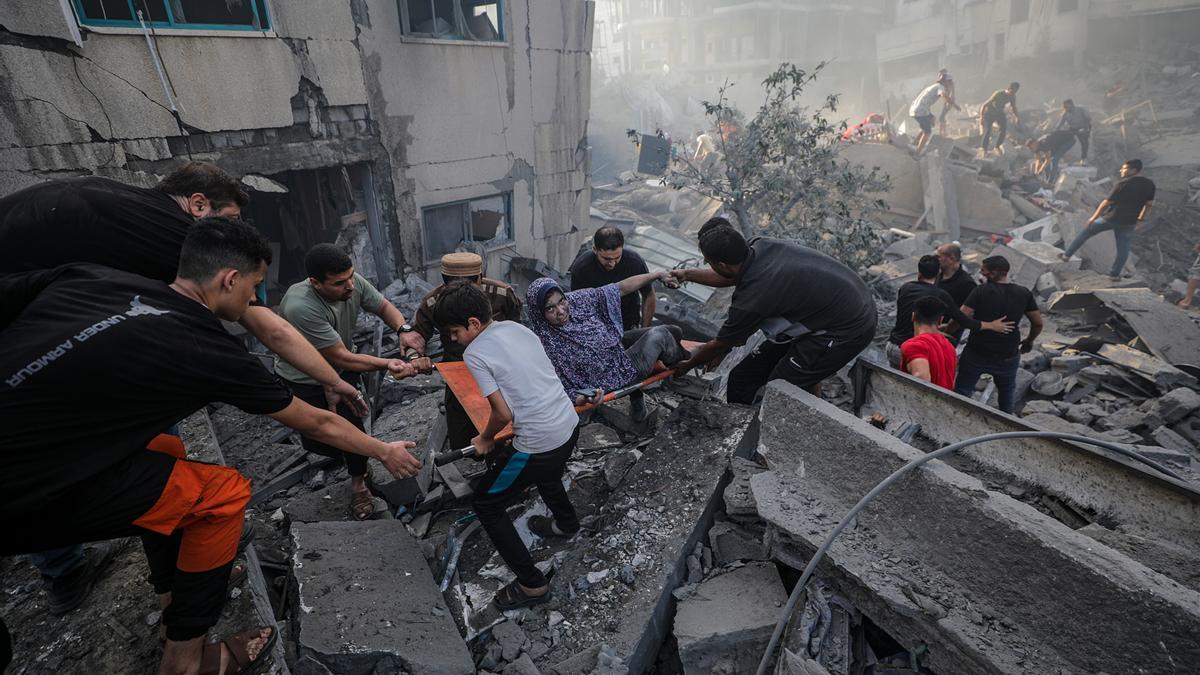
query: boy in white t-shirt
[{"left": 433, "top": 282, "right": 580, "bottom": 610}]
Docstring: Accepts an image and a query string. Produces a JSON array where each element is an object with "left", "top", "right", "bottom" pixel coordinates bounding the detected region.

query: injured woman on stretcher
[{"left": 526, "top": 274, "right": 690, "bottom": 422}]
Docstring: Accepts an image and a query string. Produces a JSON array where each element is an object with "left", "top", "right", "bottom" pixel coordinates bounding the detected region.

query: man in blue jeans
[
  {"left": 954, "top": 256, "right": 1043, "bottom": 414},
  {"left": 1061, "top": 159, "right": 1156, "bottom": 279}
]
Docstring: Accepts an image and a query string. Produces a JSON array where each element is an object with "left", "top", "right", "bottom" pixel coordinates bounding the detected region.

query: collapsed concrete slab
[
  {"left": 673, "top": 562, "right": 787, "bottom": 675},
  {"left": 838, "top": 142, "right": 923, "bottom": 215},
  {"left": 952, "top": 167, "right": 1015, "bottom": 235},
  {"left": 538, "top": 401, "right": 755, "bottom": 672},
  {"left": 755, "top": 380, "right": 1200, "bottom": 674},
  {"left": 854, "top": 359, "right": 1200, "bottom": 548},
  {"left": 919, "top": 148, "right": 960, "bottom": 237},
  {"left": 290, "top": 520, "right": 474, "bottom": 675},
  {"left": 1050, "top": 288, "right": 1200, "bottom": 365}
]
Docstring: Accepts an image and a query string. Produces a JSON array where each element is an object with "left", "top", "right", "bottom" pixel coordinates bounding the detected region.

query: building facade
[{"left": 0, "top": 0, "right": 593, "bottom": 295}]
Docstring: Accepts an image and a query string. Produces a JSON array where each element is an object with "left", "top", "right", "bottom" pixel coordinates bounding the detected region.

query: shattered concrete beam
[
  {"left": 754, "top": 381, "right": 1200, "bottom": 674},
  {"left": 918, "top": 145, "right": 960, "bottom": 239},
  {"left": 854, "top": 359, "right": 1200, "bottom": 543}
]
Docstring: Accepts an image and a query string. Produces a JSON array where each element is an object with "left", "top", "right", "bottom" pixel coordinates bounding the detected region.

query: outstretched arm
[
  {"left": 617, "top": 270, "right": 677, "bottom": 296},
  {"left": 669, "top": 267, "right": 737, "bottom": 288}
]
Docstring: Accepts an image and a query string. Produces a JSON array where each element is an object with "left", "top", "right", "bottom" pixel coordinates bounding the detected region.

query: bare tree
[{"left": 635, "top": 63, "right": 891, "bottom": 270}]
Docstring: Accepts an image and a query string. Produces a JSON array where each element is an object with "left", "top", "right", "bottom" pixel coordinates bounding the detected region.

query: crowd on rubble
[{"left": 0, "top": 160, "right": 892, "bottom": 674}]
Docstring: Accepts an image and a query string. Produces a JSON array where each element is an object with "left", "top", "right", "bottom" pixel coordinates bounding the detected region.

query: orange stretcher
[{"left": 433, "top": 340, "right": 700, "bottom": 465}]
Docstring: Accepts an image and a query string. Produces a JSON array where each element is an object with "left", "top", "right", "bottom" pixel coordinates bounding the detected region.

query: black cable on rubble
[{"left": 755, "top": 430, "right": 1183, "bottom": 675}]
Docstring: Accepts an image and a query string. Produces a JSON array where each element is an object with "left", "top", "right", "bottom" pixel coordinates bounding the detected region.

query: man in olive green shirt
[
  {"left": 980, "top": 81, "right": 1021, "bottom": 155},
  {"left": 277, "top": 244, "right": 426, "bottom": 519}
]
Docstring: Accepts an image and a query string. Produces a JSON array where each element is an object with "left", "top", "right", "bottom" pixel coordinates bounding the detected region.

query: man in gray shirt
[
  {"left": 1056, "top": 99, "right": 1092, "bottom": 162},
  {"left": 277, "top": 244, "right": 426, "bottom": 519},
  {"left": 671, "top": 218, "right": 877, "bottom": 403}
]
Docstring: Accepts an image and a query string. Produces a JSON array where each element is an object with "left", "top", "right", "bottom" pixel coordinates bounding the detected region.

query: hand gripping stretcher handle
[{"left": 431, "top": 369, "right": 674, "bottom": 466}]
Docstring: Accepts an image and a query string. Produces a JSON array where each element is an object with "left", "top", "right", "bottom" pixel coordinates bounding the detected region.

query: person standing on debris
[
  {"left": 0, "top": 218, "right": 421, "bottom": 675},
  {"left": 432, "top": 282, "right": 580, "bottom": 611},
  {"left": 953, "top": 255, "right": 1043, "bottom": 414},
  {"left": 670, "top": 217, "right": 877, "bottom": 403},
  {"left": 1056, "top": 99, "right": 1092, "bottom": 163},
  {"left": 411, "top": 252, "right": 522, "bottom": 450},
  {"left": 1060, "top": 159, "right": 1156, "bottom": 280},
  {"left": 935, "top": 243, "right": 977, "bottom": 343},
  {"left": 980, "top": 82, "right": 1021, "bottom": 156},
  {"left": 694, "top": 129, "right": 716, "bottom": 163},
  {"left": 887, "top": 255, "right": 1013, "bottom": 367},
  {"left": 1178, "top": 242, "right": 1200, "bottom": 309},
  {"left": 276, "top": 244, "right": 428, "bottom": 520},
  {"left": 569, "top": 227, "right": 657, "bottom": 331},
  {"left": 1027, "top": 130, "right": 1076, "bottom": 183},
  {"left": 901, "top": 297, "right": 959, "bottom": 390},
  {"left": 527, "top": 274, "right": 688, "bottom": 422},
  {"left": 0, "top": 161, "right": 368, "bottom": 616},
  {"left": 909, "top": 71, "right": 959, "bottom": 154}
]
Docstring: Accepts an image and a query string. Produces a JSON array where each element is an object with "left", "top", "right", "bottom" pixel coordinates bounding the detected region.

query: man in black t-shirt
[
  {"left": 1062, "top": 159, "right": 1156, "bottom": 279},
  {"left": 953, "top": 255, "right": 1043, "bottom": 414},
  {"left": 670, "top": 217, "right": 877, "bottom": 403},
  {"left": 0, "top": 162, "right": 364, "bottom": 414},
  {"left": 1028, "top": 129, "right": 1077, "bottom": 182},
  {"left": 888, "top": 255, "right": 1012, "bottom": 366},
  {"left": 0, "top": 162, "right": 366, "bottom": 614},
  {"left": 935, "top": 243, "right": 977, "bottom": 343},
  {"left": 0, "top": 219, "right": 420, "bottom": 674},
  {"left": 568, "top": 227, "right": 654, "bottom": 330}
]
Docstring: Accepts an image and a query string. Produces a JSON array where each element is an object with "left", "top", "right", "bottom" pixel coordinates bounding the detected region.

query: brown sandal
[
  {"left": 350, "top": 486, "right": 376, "bottom": 521},
  {"left": 198, "top": 626, "right": 276, "bottom": 675}
]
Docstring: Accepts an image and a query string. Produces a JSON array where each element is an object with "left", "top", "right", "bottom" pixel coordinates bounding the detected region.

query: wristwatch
[{"left": 400, "top": 323, "right": 414, "bottom": 333}]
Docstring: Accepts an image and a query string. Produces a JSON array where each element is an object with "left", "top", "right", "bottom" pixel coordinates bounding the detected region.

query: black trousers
[
  {"left": 472, "top": 427, "right": 580, "bottom": 588},
  {"left": 726, "top": 322, "right": 876, "bottom": 405},
  {"left": 445, "top": 383, "right": 479, "bottom": 450},
  {"left": 288, "top": 372, "right": 368, "bottom": 477},
  {"left": 980, "top": 109, "right": 1008, "bottom": 150}
]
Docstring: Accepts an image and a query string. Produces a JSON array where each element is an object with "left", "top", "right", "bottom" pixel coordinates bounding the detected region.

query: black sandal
[
  {"left": 528, "top": 515, "right": 578, "bottom": 540},
  {"left": 494, "top": 579, "right": 552, "bottom": 610}
]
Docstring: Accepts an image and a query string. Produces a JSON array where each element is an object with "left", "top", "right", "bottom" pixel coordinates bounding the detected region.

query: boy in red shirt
[{"left": 900, "top": 296, "right": 958, "bottom": 389}]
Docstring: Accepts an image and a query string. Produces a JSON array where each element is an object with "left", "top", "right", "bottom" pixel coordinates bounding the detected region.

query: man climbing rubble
[
  {"left": 411, "top": 252, "right": 522, "bottom": 450},
  {"left": 979, "top": 82, "right": 1021, "bottom": 156},
  {"left": 432, "top": 282, "right": 580, "bottom": 611},
  {"left": 1056, "top": 99, "right": 1092, "bottom": 163},
  {"left": 1027, "top": 130, "right": 1077, "bottom": 183},
  {"left": 670, "top": 217, "right": 877, "bottom": 403},
  {"left": 276, "top": 244, "right": 429, "bottom": 520},
  {"left": 953, "top": 255, "right": 1043, "bottom": 414},
  {"left": 0, "top": 161, "right": 367, "bottom": 617},
  {"left": 0, "top": 218, "right": 421, "bottom": 675},
  {"left": 909, "top": 70, "right": 959, "bottom": 155},
  {"left": 1060, "top": 159, "right": 1156, "bottom": 280}
]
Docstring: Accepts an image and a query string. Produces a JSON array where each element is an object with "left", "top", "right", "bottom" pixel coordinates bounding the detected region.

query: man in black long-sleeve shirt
[{"left": 887, "top": 255, "right": 1013, "bottom": 366}]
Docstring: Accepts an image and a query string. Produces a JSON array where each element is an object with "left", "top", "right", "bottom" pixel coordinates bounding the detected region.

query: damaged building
[
  {"left": 4, "top": 1, "right": 1200, "bottom": 675},
  {"left": 0, "top": 0, "right": 593, "bottom": 293}
]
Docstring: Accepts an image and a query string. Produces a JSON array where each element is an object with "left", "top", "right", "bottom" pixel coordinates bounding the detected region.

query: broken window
[
  {"left": 421, "top": 193, "right": 512, "bottom": 262},
  {"left": 400, "top": 0, "right": 504, "bottom": 42},
  {"left": 72, "top": 0, "right": 270, "bottom": 31}
]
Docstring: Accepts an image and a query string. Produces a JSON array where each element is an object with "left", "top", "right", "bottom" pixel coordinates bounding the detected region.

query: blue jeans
[
  {"left": 1063, "top": 217, "right": 1134, "bottom": 277},
  {"left": 954, "top": 348, "right": 1021, "bottom": 414},
  {"left": 1047, "top": 137, "right": 1075, "bottom": 182},
  {"left": 30, "top": 545, "right": 86, "bottom": 578}
]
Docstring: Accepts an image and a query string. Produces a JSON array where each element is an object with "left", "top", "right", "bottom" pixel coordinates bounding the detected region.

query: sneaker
[
  {"left": 528, "top": 515, "right": 579, "bottom": 539},
  {"left": 44, "top": 541, "right": 123, "bottom": 615}
]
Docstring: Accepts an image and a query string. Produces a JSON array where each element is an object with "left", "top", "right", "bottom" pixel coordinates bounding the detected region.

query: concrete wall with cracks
[{"left": 0, "top": 0, "right": 593, "bottom": 281}]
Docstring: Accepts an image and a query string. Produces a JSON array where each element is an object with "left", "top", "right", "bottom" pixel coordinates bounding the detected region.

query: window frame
[
  {"left": 421, "top": 192, "right": 514, "bottom": 263},
  {"left": 71, "top": 0, "right": 272, "bottom": 32},
  {"left": 398, "top": 0, "right": 506, "bottom": 44}
]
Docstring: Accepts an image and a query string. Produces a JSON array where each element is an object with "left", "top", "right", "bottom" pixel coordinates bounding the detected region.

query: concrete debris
[
  {"left": 707, "top": 520, "right": 768, "bottom": 566},
  {"left": 1031, "top": 371, "right": 1067, "bottom": 397},
  {"left": 754, "top": 381, "right": 1200, "bottom": 674},
  {"left": 492, "top": 620, "right": 530, "bottom": 663},
  {"left": 502, "top": 653, "right": 542, "bottom": 675},
  {"left": 576, "top": 423, "right": 623, "bottom": 451},
  {"left": 672, "top": 562, "right": 788, "bottom": 675},
  {"left": 1051, "top": 289, "right": 1200, "bottom": 366},
  {"left": 724, "top": 456, "right": 769, "bottom": 522},
  {"left": 290, "top": 520, "right": 473, "bottom": 675},
  {"left": 1150, "top": 388, "right": 1200, "bottom": 425}
]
